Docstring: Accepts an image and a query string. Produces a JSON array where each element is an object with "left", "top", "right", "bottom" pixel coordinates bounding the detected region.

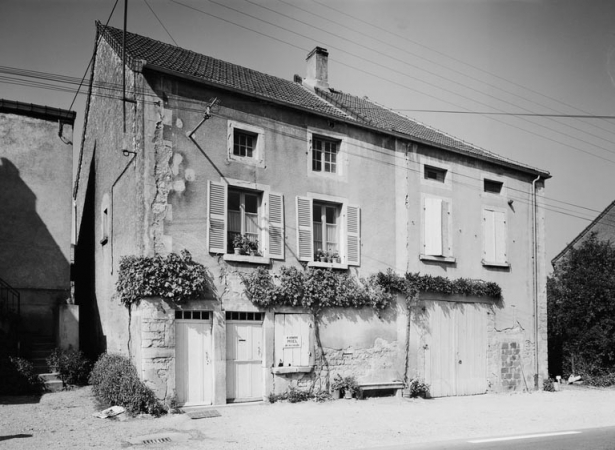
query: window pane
[
  {"left": 228, "top": 210, "right": 241, "bottom": 233},
  {"left": 228, "top": 191, "right": 240, "bottom": 211},
  {"left": 245, "top": 212, "right": 259, "bottom": 238},
  {"left": 312, "top": 150, "right": 322, "bottom": 171},
  {"left": 313, "top": 204, "right": 322, "bottom": 223},
  {"left": 325, "top": 206, "right": 336, "bottom": 224},
  {"left": 245, "top": 194, "right": 258, "bottom": 213},
  {"left": 326, "top": 224, "right": 338, "bottom": 247}
]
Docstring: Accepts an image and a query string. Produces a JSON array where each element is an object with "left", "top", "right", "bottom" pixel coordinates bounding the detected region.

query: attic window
[
  {"left": 484, "top": 179, "right": 503, "bottom": 194},
  {"left": 233, "top": 130, "right": 257, "bottom": 158},
  {"left": 424, "top": 165, "right": 447, "bottom": 183}
]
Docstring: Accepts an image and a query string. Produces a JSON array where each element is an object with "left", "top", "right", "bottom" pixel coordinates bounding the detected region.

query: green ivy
[
  {"left": 242, "top": 267, "right": 501, "bottom": 312},
  {"left": 116, "top": 250, "right": 212, "bottom": 307},
  {"left": 242, "top": 266, "right": 393, "bottom": 313}
]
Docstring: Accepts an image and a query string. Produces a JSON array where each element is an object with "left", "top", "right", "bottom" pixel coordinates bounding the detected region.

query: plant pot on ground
[{"left": 331, "top": 374, "right": 358, "bottom": 400}]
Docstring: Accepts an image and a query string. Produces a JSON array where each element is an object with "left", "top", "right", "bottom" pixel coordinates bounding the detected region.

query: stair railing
[{"left": 0, "top": 277, "right": 20, "bottom": 321}]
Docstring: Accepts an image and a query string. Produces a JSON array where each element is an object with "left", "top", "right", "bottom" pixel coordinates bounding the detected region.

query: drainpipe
[{"left": 532, "top": 174, "right": 541, "bottom": 389}]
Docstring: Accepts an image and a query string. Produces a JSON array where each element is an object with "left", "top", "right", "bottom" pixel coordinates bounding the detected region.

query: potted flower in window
[
  {"left": 332, "top": 251, "right": 341, "bottom": 264},
  {"left": 316, "top": 248, "right": 326, "bottom": 262},
  {"left": 232, "top": 234, "right": 244, "bottom": 255},
  {"left": 247, "top": 238, "right": 259, "bottom": 256}
]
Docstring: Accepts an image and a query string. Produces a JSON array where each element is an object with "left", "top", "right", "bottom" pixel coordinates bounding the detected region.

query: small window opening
[
  {"left": 233, "top": 129, "right": 257, "bottom": 158},
  {"left": 484, "top": 179, "right": 503, "bottom": 194},
  {"left": 424, "top": 165, "right": 447, "bottom": 182}
]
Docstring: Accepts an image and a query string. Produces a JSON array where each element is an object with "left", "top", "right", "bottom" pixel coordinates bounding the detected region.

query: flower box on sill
[
  {"left": 223, "top": 254, "right": 271, "bottom": 265},
  {"left": 271, "top": 365, "right": 314, "bottom": 375},
  {"left": 307, "top": 261, "right": 348, "bottom": 270},
  {"left": 481, "top": 260, "right": 511, "bottom": 268},
  {"left": 419, "top": 254, "right": 456, "bottom": 264}
]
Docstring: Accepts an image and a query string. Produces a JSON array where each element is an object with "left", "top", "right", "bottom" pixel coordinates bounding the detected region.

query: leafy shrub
[
  {"left": 407, "top": 379, "right": 430, "bottom": 398},
  {"left": 331, "top": 374, "right": 359, "bottom": 397},
  {"left": 89, "top": 353, "right": 165, "bottom": 416},
  {"left": 116, "top": 250, "right": 212, "bottom": 307},
  {"left": 46, "top": 348, "right": 92, "bottom": 386},
  {"left": 543, "top": 378, "right": 556, "bottom": 392},
  {"left": 0, "top": 357, "right": 45, "bottom": 395},
  {"left": 267, "top": 387, "right": 329, "bottom": 403}
]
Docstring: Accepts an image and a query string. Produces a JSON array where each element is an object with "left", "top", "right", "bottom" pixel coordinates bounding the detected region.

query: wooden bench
[{"left": 357, "top": 381, "right": 404, "bottom": 399}]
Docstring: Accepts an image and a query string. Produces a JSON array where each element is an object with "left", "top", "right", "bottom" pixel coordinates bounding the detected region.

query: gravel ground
[{"left": 1, "top": 385, "right": 615, "bottom": 449}]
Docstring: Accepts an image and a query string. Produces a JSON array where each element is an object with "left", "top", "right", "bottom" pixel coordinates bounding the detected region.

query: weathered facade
[
  {"left": 0, "top": 99, "right": 75, "bottom": 345},
  {"left": 75, "top": 24, "right": 550, "bottom": 405}
]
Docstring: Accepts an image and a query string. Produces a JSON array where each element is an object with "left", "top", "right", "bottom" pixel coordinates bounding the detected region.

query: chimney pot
[{"left": 304, "top": 46, "right": 329, "bottom": 90}]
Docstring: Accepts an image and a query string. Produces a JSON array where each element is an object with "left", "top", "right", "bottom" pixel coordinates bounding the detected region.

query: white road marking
[{"left": 469, "top": 431, "right": 581, "bottom": 443}]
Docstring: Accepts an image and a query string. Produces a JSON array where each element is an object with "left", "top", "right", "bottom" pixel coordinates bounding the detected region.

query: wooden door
[
  {"left": 424, "top": 301, "right": 487, "bottom": 397},
  {"left": 226, "top": 320, "right": 263, "bottom": 402},
  {"left": 175, "top": 316, "right": 213, "bottom": 406}
]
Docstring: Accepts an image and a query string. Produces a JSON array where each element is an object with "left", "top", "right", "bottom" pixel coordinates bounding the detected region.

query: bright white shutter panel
[
  {"left": 346, "top": 205, "right": 361, "bottom": 266},
  {"left": 425, "top": 198, "right": 443, "bottom": 256},
  {"left": 442, "top": 200, "right": 450, "bottom": 256},
  {"left": 296, "top": 196, "right": 313, "bottom": 261},
  {"left": 267, "top": 192, "right": 284, "bottom": 259},
  {"left": 483, "top": 209, "right": 496, "bottom": 262},
  {"left": 494, "top": 210, "right": 507, "bottom": 263},
  {"left": 208, "top": 181, "right": 227, "bottom": 253}
]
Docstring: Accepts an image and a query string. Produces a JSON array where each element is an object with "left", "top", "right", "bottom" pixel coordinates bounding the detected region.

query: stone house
[
  {"left": 551, "top": 200, "right": 615, "bottom": 268},
  {"left": 74, "top": 23, "right": 551, "bottom": 406},
  {"left": 0, "top": 99, "right": 76, "bottom": 355}
]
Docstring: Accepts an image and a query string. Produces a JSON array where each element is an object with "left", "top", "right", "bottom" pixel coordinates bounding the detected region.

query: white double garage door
[{"left": 175, "top": 311, "right": 263, "bottom": 406}]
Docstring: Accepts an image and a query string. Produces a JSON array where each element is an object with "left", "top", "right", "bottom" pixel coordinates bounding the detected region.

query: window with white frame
[
  {"left": 207, "top": 181, "right": 284, "bottom": 259},
  {"left": 227, "top": 121, "right": 264, "bottom": 166},
  {"left": 312, "top": 136, "right": 339, "bottom": 174},
  {"left": 422, "top": 197, "right": 453, "bottom": 259},
  {"left": 227, "top": 189, "right": 261, "bottom": 254},
  {"left": 296, "top": 196, "right": 360, "bottom": 265},
  {"left": 483, "top": 208, "right": 507, "bottom": 265}
]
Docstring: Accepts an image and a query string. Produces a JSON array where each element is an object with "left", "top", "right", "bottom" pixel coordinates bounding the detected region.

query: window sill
[
  {"left": 307, "top": 261, "right": 348, "bottom": 270},
  {"left": 271, "top": 366, "right": 314, "bottom": 375},
  {"left": 419, "top": 254, "right": 456, "bottom": 264},
  {"left": 482, "top": 260, "right": 510, "bottom": 268},
  {"left": 223, "top": 254, "right": 271, "bottom": 265}
]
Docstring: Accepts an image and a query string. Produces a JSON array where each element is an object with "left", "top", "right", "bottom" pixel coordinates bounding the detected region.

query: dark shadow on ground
[
  {"left": 0, "top": 394, "right": 42, "bottom": 405},
  {"left": 0, "top": 434, "right": 33, "bottom": 442}
]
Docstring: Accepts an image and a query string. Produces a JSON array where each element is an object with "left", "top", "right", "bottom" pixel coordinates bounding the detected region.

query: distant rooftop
[{"left": 0, "top": 98, "right": 76, "bottom": 123}]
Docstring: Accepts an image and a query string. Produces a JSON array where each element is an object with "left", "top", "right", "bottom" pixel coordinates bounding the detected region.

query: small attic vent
[{"left": 294, "top": 74, "right": 303, "bottom": 83}]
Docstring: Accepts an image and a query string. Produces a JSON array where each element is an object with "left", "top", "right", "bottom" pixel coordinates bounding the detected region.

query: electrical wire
[{"left": 143, "top": 0, "right": 178, "bottom": 46}]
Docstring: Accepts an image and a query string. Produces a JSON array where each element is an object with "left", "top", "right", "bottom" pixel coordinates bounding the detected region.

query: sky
[{"left": 2, "top": 0, "right": 615, "bottom": 267}]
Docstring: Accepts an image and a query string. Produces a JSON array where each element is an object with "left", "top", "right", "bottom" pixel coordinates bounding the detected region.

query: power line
[{"left": 143, "top": 0, "right": 178, "bottom": 46}]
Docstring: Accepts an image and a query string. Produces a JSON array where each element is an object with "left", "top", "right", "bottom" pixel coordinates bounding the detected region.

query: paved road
[{"left": 363, "top": 426, "right": 615, "bottom": 450}]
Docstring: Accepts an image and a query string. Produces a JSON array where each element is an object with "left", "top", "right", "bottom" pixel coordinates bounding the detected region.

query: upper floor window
[
  {"left": 424, "top": 165, "right": 447, "bottom": 183},
  {"left": 312, "top": 136, "right": 339, "bottom": 174},
  {"left": 233, "top": 130, "right": 257, "bottom": 158},
  {"left": 420, "top": 196, "right": 455, "bottom": 263},
  {"left": 227, "top": 121, "right": 265, "bottom": 167},
  {"left": 313, "top": 202, "right": 339, "bottom": 255},
  {"left": 207, "top": 180, "right": 284, "bottom": 260},
  {"left": 484, "top": 179, "right": 503, "bottom": 194},
  {"left": 482, "top": 207, "right": 508, "bottom": 266}
]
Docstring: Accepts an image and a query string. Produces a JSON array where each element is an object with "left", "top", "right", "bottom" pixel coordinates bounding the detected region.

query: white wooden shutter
[
  {"left": 483, "top": 209, "right": 496, "bottom": 262},
  {"left": 275, "top": 314, "right": 313, "bottom": 367},
  {"left": 425, "top": 197, "right": 443, "bottom": 256},
  {"left": 442, "top": 200, "right": 450, "bottom": 256},
  {"left": 267, "top": 192, "right": 284, "bottom": 259},
  {"left": 208, "top": 180, "right": 227, "bottom": 253},
  {"left": 296, "top": 196, "right": 313, "bottom": 261},
  {"left": 494, "top": 210, "right": 507, "bottom": 263},
  {"left": 346, "top": 205, "right": 361, "bottom": 266}
]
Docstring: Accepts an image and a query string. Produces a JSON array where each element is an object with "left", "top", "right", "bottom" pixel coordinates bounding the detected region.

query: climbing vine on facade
[{"left": 116, "top": 250, "right": 212, "bottom": 307}]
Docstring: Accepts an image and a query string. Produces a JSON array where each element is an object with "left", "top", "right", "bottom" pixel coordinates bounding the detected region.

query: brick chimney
[{"left": 304, "top": 47, "right": 329, "bottom": 90}]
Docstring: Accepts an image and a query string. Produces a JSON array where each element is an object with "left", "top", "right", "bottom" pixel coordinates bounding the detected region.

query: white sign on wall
[{"left": 284, "top": 335, "right": 301, "bottom": 348}]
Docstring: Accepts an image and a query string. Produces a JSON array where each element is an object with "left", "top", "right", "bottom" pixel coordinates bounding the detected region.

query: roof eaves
[{"left": 551, "top": 199, "right": 615, "bottom": 266}]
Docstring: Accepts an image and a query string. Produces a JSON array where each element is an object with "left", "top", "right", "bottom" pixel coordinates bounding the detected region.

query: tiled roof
[
  {"left": 97, "top": 23, "right": 351, "bottom": 121},
  {"left": 97, "top": 22, "right": 548, "bottom": 176}
]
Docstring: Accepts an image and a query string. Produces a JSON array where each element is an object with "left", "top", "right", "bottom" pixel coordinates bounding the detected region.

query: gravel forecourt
[{"left": 1, "top": 385, "right": 615, "bottom": 449}]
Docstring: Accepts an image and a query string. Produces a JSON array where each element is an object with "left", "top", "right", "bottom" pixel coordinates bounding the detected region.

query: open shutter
[
  {"left": 208, "top": 180, "right": 227, "bottom": 253},
  {"left": 483, "top": 209, "right": 496, "bottom": 262},
  {"left": 441, "top": 200, "right": 450, "bottom": 257},
  {"left": 346, "top": 205, "right": 361, "bottom": 266},
  {"left": 296, "top": 196, "right": 313, "bottom": 261},
  {"left": 425, "top": 197, "right": 443, "bottom": 256},
  {"left": 494, "top": 210, "right": 507, "bottom": 263},
  {"left": 267, "top": 192, "right": 284, "bottom": 259}
]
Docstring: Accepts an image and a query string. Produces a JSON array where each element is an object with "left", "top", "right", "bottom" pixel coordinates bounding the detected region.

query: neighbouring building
[
  {"left": 74, "top": 23, "right": 551, "bottom": 406},
  {"left": 0, "top": 99, "right": 76, "bottom": 355},
  {"left": 551, "top": 200, "right": 615, "bottom": 268}
]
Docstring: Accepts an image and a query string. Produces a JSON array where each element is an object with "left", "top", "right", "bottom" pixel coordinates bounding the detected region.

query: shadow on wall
[
  {"left": 0, "top": 158, "right": 70, "bottom": 332},
  {"left": 74, "top": 157, "right": 105, "bottom": 360}
]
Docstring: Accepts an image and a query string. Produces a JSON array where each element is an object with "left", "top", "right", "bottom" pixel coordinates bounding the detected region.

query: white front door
[
  {"left": 226, "top": 311, "right": 263, "bottom": 402},
  {"left": 423, "top": 301, "right": 488, "bottom": 397},
  {"left": 175, "top": 311, "right": 213, "bottom": 406}
]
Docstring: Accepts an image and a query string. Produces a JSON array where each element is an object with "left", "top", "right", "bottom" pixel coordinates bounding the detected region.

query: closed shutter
[
  {"left": 425, "top": 197, "right": 443, "bottom": 256},
  {"left": 346, "top": 205, "right": 361, "bottom": 266},
  {"left": 494, "top": 210, "right": 507, "bottom": 263},
  {"left": 483, "top": 209, "right": 496, "bottom": 262},
  {"left": 296, "top": 196, "right": 313, "bottom": 261},
  {"left": 442, "top": 200, "right": 450, "bottom": 256},
  {"left": 267, "top": 192, "right": 284, "bottom": 259},
  {"left": 208, "top": 181, "right": 227, "bottom": 253},
  {"left": 275, "top": 314, "right": 314, "bottom": 367}
]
